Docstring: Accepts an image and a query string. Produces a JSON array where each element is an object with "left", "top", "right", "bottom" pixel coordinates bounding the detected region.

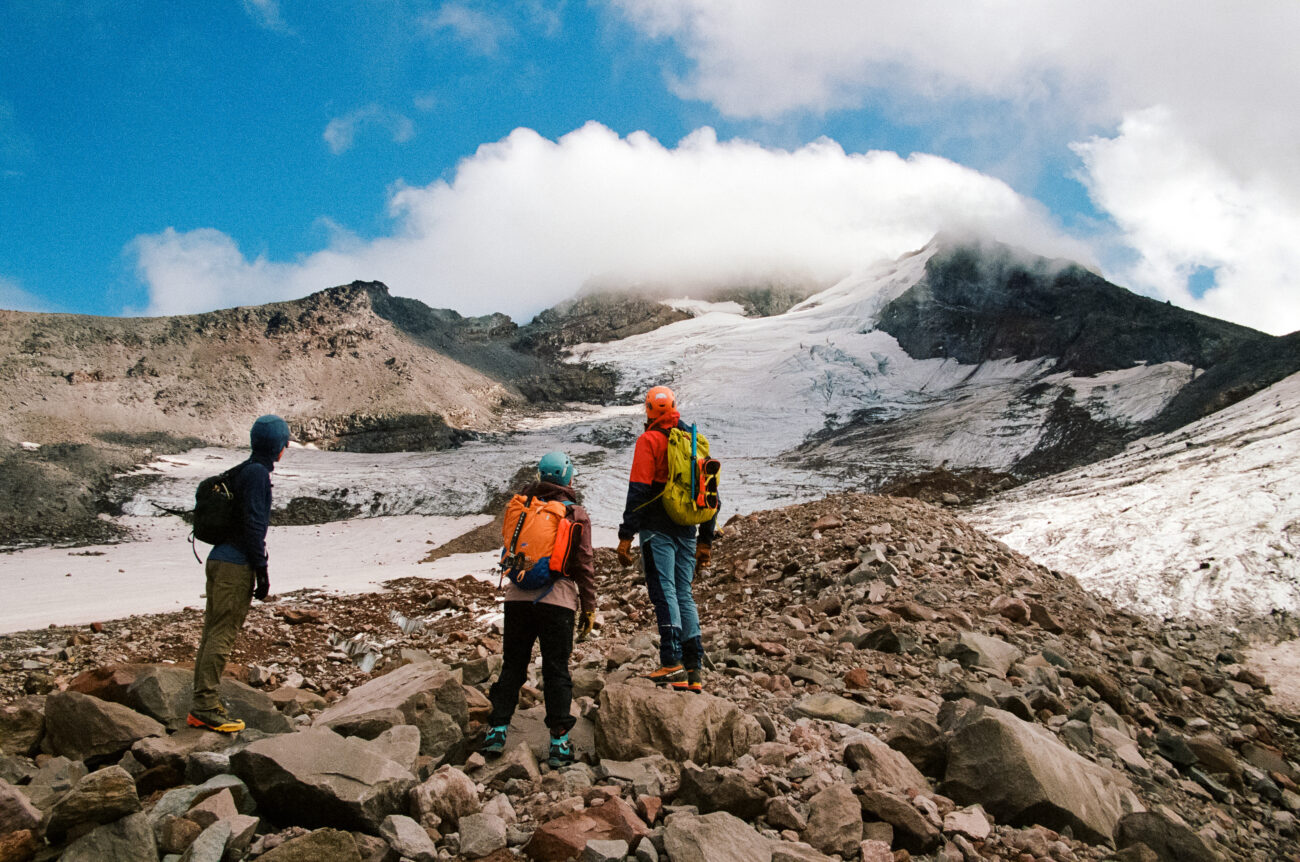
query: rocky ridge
[
  {"left": 0, "top": 281, "right": 614, "bottom": 452},
  {"left": 2, "top": 493, "right": 1298, "bottom": 861},
  {"left": 0, "top": 281, "right": 618, "bottom": 547},
  {"left": 814, "top": 238, "right": 1300, "bottom": 480}
]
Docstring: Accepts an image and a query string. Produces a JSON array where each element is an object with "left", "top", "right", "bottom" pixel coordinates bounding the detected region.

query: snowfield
[
  {"left": 574, "top": 242, "right": 1195, "bottom": 474},
  {"left": 971, "top": 371, "right": 1300, "bottom": 619}
]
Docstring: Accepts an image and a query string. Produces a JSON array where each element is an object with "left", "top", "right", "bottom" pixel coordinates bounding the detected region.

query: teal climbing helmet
[{"left": 538, "top": 451, "right": 575, "bottom": 486}]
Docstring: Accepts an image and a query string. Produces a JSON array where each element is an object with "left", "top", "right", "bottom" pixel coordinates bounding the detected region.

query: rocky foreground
[{"left": 1, "top": 493, "right": 1299, "bottom": 861}]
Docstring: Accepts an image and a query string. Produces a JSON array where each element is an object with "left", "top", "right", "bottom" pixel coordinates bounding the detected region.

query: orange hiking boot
[
  {"left": 644, "top": 664, "right": 686, "bottom": 685},
  {"left": 187, "top": 706, "right": 245, "bottom": 733},
  {"left": 671, "top": 669, "right": 703, "bottom": 694}
]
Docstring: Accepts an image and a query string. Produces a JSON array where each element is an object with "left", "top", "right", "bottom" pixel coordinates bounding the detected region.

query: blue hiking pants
[{"left": 640, "top": 529, "right": 703, "bottom": 669}]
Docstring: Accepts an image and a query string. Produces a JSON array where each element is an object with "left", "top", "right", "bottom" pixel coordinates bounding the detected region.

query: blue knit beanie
[{"left": 250, "top": 414, "right": 291, "bottom": 455}]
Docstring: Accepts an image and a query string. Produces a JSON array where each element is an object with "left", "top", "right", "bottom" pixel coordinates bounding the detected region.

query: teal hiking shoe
[
  {"left": 481, "top": 725, "right": 508, "bottom": 757},
  {"left": 548, "top": 732, "right": 575, "bottom": 768}
]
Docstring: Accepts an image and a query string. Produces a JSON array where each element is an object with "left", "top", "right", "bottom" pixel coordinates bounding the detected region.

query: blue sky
[{"left": 2, "top": 1, "right": 1297, "bottom": 334}]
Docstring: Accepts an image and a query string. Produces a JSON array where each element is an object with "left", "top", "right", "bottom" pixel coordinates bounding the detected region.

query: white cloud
[
  {"left": 0, "top": 276, "right": 46, "bottom": 313},
  {"left": 422, "top": 4, "right": 514, "bottom": 56},
  {"left": 1074, "top": 109, "right": 1300, "bottom": 335},
  {"left": 323, "top": 105, "right": 416, "bottom": 155},
  {"left": 609, "top": 1, "right": 1300, "bottom": 334},
  {"left": 132, "top": 122, "right": 1086, "bottom": 319},
  {"left": 242, "top": 0, "right": 292, "bottom": 34},
  {"left": 523, "top": 0, "right": 566, "bottom": 38}
]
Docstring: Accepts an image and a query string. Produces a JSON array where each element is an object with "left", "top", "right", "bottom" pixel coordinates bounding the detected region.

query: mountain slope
[
  {"left": 970, "top": 370, "right": 1300, "bottom": 619},
  {"left": 0, "top": 281, "right": 610, "bottom": 451},
  {"left": 876, "top": 237, "right": 1264, "bottom": 375},
  {"left": 575, "top": 236, "right": 1293, "bottom": 485}
]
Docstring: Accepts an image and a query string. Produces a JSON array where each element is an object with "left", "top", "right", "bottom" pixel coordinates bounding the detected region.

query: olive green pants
[{"left": 191, "top": 559, "right": 253, "bottom": 712}]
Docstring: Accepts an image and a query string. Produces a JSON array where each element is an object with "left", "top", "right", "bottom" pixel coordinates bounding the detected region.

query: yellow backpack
[{"left": 661, "top": 425, "right": 721, "bottom": 526}]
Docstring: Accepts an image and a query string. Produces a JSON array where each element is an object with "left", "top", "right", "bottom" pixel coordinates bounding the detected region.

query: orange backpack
[{"left": 499, "top": 494, "right": 581, "bottom": 596}]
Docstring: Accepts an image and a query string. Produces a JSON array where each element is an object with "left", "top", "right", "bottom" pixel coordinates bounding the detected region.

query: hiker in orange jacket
[{"left": 616, "top": 386, "right": 716, "bottom": 693}]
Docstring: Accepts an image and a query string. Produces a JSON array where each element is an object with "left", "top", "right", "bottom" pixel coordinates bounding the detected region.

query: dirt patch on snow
[{"left": 1248, "top": 639, "right": 1300, "bottom": 715}]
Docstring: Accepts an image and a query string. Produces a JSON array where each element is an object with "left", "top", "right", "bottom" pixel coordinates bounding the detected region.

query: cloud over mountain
[
  {"left": 132, "top": 122, "right": 1083, "bottom": 320},
  {"left": 608, "top": 1, "right": 1300, "bottom": 334}
]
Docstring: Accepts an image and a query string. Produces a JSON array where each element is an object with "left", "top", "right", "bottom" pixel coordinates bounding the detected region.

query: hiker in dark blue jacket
[{"left": 188, "top": 414, "right": 290, "bottom": 732}]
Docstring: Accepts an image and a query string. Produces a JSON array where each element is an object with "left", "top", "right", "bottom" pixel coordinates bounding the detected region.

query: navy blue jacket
[{"left": 207, "top": 452, "right": 275, "bottom": 570}]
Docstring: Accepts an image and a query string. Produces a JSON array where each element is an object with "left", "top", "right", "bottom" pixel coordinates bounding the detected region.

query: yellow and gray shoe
[{"left": 187, "top": 706, "right": 246, "bottom": 733}]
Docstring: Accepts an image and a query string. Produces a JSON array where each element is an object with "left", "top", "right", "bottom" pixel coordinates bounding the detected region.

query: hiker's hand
[
  {"left": 694, "top": 543, "right": 711, "bottom": 575},
  {"left": 253, "top": 567, "right": 270, "bottom": 601},
  {"left": 616, "top": 539, "right": 635, "bottom": 567},
  {"left": 576, "top": 610, "right": 596, "bottom": 642}
]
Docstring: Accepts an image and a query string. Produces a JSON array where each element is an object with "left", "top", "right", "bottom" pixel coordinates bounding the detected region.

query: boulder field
[{"left": 0, "top": 492, "right": 1298, "bottom": 860}]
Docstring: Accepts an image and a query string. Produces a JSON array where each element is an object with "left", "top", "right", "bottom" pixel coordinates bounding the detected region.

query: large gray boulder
[
  {"left": 845, "top": 732, "right": 931, "bottom": 794},
  {"left": 0, "top": 778, "right": 42, "bottom": 834},
  {"left": 131, "top": 726, "right": 234, "bottom": 774},
  {"left": 1114, "top": 811, "right": 1225, "bottom": 862},
  {"left": 595, "top": 683, "right": 764, "bottom": 766},
  {"left": 409, "top": 765, "right": 480, "bottom": 830},
  {"left": 792, "top": 694, "right": 871, "bottom": 726},
  {"left": 457, "top": 811, "right": 507, "bottom": 859},
  {"left": 43, "top": 691, "right": 165, "bottom": 762},
  {"left": 181, "top": 820, "right": 233, "bottom": 862},
  {"left": 257, "top": 827, "right": 362, "bottom": 861},
  {"left": 662, "top": 811, "right": 773, "bottom": 862},
  {"left": 60, "top": 812, "right": 157, "bottom": 862},
  {"left": 803, "top": 783, "right": 862, "bottom": 859},
  {"left": 676, "top": 764, "right": 768, "bottom": 819},
  {"left": 379, "top": 814, "right": 438, "bottom": 862},
  {"left": 0, "top": 697, "right": 45, "bottom": 756},
  {"left": 954, "top": 632, "right": 1022, "bottom": 679},
  {"left": 44, "top": 765, "right": 142, "bottom": 841},
  {"left": 859, "top": 790, "right": 941, "bottom": 854},
  {"left": 368, "top": 725, "right": 421, "bottom": 774},
  {"left": 126, "top": 666, "right": 291, "bottom": 734},
  {"left": 21, "top": 756, "right": 87, "bottom": 812},
  {"left": 313, "top": 662, "right": 467, "bottom": 759},
  {"left": 942, "top": 707, "right": 1141, "bottom": 844},
  {"left": 231, "top": 727, "right": 417, "bottom": 833}
]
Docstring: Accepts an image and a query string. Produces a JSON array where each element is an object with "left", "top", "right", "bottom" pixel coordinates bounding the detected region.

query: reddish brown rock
[
  {"left": 158, "top": 816, "right": 202, "bottom": 854},
  {"left": 991, "top": 595, "right": 1030, "bottom": 624},
  {"left": 1027, "top": 602, "right": 1064, "bottom": 633},
  {"left": 277, "top": 608, "right": 324, "bottom": 625},
  {"left": 844, "top": 668, "right": 871, "bottom": 690},
  {"left": 636, "top": 795, "right": 662, "bottom": 825},
  {"left": 523, "top": 796, "right": 650, "bottom": 861},
  {"left": 66, "top": 664, "right": 146, "bottom": 703},
  {"left": 0, "top": 829, "right": 38, "bottom": 862}
]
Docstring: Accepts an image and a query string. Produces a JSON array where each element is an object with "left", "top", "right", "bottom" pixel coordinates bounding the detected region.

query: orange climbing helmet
[{"left": 644, "top": 386, "right": 676, "bottom": 423}]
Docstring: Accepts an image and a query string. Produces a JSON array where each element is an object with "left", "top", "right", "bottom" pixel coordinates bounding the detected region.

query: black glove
[{"left": 253, "top": 566, "right": 270, "bottom": 601}]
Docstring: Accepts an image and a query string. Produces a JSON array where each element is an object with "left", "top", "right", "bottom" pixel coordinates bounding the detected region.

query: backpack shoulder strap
[{"left": 505, "top": 494, "right": 534, "bottom": 556}]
